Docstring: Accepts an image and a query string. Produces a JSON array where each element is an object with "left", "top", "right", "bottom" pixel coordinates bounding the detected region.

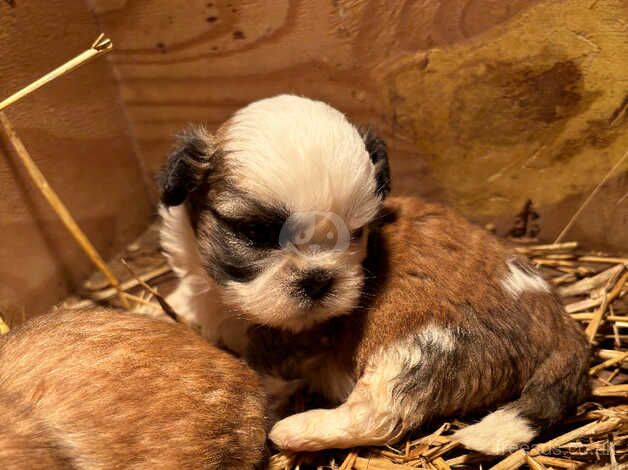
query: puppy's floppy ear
[
  {"left": 358, "top": 126, "right": 391, "bottom": 198},
  {"left": 160, "top": 126, "right": 216, "bottom": 206}
]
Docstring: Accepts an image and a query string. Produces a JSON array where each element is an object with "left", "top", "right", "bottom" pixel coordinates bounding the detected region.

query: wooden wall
[
  {"left": 0, "top": 0, "right": 153, "bottom": 324},
  {"left": 90, "top": 0, "right": 627, "bottom": 251}
]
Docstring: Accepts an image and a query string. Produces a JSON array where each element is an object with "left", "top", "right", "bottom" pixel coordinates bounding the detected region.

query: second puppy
[{"left": 0, "top": 308, "right": 267, "bottom": 469}]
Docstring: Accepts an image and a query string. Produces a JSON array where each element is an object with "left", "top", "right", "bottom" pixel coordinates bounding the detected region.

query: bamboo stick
[
  {"left": 0, "top": 35, "right": 112, "bottom": 111},
  {"left": 0, "top": 111, "right": 129, "bottom": 308}
]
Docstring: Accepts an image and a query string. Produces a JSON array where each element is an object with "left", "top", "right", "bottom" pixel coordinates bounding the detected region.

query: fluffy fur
[
  {"left": 501, "top": 259, "right": 550, "bottom": 298},
  {"left": 223, "top": 95, "right": 382, "bottom": 222},
  {"left": 158, "top": 95, "right": 589, "bottom": 455},
  {"left": 269, "top": 325, "right": 455, "bottom": 450},
  {"left": 252, "top": 198, "right": 590, "bottom": 454},
  {"left": 160, "top": 94, "right": 386, "bottom": 341},
  {"left": 453, "top": 408, "right": 536, "bottom": 455},
  {"left": 0, "top": 308, "right": 267, "bottom": 469}
]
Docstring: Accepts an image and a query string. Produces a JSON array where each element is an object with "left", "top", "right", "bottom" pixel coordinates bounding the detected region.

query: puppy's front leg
[{"left": 269, "top": 368, "right": 407, "bottom": 451}]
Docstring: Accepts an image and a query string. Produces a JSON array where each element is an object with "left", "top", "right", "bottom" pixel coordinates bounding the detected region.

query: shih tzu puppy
[
  {"left": 159, "top": 95, "right": 590, "bottom": 455},
  {"left": 0, "top": 308, "right": 267, "bottom": 469}
]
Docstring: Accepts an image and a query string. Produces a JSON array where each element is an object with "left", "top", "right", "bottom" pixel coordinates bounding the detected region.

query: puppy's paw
[{"left": 269, "top": 412, "right": 325, "bottom": 452}]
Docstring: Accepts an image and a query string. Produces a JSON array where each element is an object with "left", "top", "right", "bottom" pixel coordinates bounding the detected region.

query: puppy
[
  {"left": 158, "top": 95, "right": 590, "bottom": 455},
  {"left": 0, "top": 308, "right": 267, "bottom": 469},
  {"left": 160, "top": 95, "right": 389, "bottom": 348}
]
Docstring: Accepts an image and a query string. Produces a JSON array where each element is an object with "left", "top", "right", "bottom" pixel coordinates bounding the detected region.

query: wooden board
[
  {"left": 90, "top": 0, "right": 627, "bottom": 252},
  {"left": 88, "top": 0, "right": 541, "bottom": 193},
  {"left": 0, "top": 0, "right": 153, "bottom": 324}
]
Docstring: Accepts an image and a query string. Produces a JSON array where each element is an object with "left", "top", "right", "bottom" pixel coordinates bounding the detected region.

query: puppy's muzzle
[{"left": 295, "top": 268, "right": 335, "bottom": 301}]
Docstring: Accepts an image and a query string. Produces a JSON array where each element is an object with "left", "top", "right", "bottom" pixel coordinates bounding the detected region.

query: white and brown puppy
[
  {"left": 159, "top": 95, "right": 589, "bottom": 455},
  {"left": 0, "top": 308, "right": 267, "bottom": 469},
  {"left": 160, "top": 95, "right": 389, "bottom": 345}
]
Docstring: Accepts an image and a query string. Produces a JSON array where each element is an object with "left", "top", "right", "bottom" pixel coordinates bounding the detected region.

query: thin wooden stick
[
  {"left": 0, "top": 111, "right": 129, "bottom": 308},
  {"left": 121, "top": 292, "right": 159, "bottom": 311},
  {"left": 87, "top": 264, "right": 171, "bottom": 301},
  {"left": 0, "top": 35, "right": 113, "bottom": 111},
  {"left": 589, "top": 352, "right": 628, "bottom": 376},
  {"left": 585, "top": 271, "right": 628, "bottom": 341},
  {"left": 514, "top": 241, "right": 578, "bottom": 253},
  {"left": 432, "top": 457, "right": 451, "bottom": 470},
  {"left": 339, "top": 450, "right": 359, "bottom": 470},
  {"left": 534, "top": 455, "right": 581, "bottom": 469},
  {"left": 555, "top": 149, "right": 628, "bottom": 243},
  {"left": 525, "top": 455, "right": 548, "bottom": 470},
  {"left": 558, "top": 264, "right": 624, "bottom": 297},
  {"left": 578, "top": 256, "right": 628, "bottom": 265},
  {"left": 591, "top": 384, "right": 628, "bottom": 397},
  {"left": 584, "top": 294, "right": 609, "bottom": 342},
  {"left": 0, "top": 314, "right": 9, "bottom": 335},
  {"left": 120, "top": 259, "right": 182, "bottom": 323}
]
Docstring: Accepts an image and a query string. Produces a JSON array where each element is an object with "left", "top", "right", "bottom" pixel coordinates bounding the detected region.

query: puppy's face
[{"left": 161, "top": 95, "right": 390, "bottom": 331}]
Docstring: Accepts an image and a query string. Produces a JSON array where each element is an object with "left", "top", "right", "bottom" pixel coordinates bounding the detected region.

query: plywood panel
[
  {"left": 89, "top": 0, "right": 539, "bottom": 192},
  {"left": 90, "top": 0, "right": 626, "bottom": 251},
  {"left": 0, "top": 0, "right": 153, "bottom": 324},
  {"left": 383, "top": 0, "right": 628, "bottom": 250}
]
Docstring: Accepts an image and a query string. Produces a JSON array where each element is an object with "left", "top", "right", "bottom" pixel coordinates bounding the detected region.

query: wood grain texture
[
  {"left": 90, "top": 0, "right": 626, "bottom": 252},
  {"left": 0, "top": 0, "right": 153, "bottom": 323},
  {"left": 89, "top": 0, "right": 540, "bottom": 194},
  {"left": 383, "top": 0, "right": 628, "bottom": 250}
]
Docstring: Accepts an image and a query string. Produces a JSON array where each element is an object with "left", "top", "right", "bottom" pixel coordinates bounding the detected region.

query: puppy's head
[{"left": 160, "top": 95, "right": 390, "bottom": 331}]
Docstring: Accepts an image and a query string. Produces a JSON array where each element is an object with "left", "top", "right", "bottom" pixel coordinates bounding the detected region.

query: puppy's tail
[{"left": 453, "top": 348, "right": 590, "bottom": 455}]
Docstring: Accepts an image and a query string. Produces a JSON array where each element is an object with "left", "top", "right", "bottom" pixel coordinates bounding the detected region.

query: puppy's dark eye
[
  {"left": 235, "top": 221, "right": 283, "bottom": 249},
  {"left": 350, "top": 227, "right": 364, "bottom": 241}
]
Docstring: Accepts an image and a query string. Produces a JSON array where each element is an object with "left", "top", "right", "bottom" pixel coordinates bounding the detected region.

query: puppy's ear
[
  {"left": 358, "top": 126, "right": 391, "bottom": 199},
  {"left": 160, "top": 126, "right": 217, "bottom": 206}
]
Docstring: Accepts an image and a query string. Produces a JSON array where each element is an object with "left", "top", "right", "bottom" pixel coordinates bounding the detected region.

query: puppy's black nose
[{"left": 297, "top": 269, "right": 334, "bottom": 301}]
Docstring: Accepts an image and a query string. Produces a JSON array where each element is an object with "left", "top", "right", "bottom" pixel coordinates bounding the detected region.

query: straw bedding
[{"left": 51, "top": 226, "right": 628, "bottom": 469}]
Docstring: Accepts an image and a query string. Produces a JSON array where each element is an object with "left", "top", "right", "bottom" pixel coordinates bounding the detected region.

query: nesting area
[
  {"left": 52, "top": 223, "right": 627, "bottom": 470},
  {"left": 1, "top": 2, "right": 626, "bottom": 468}
]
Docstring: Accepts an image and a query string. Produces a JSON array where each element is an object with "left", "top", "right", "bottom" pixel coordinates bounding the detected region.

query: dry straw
[
  {"left": 0, "top": 35, "right": 128, "bottom": 308},
  {"left": 69, "top": 235, "right": 623, "bottom": 468}
]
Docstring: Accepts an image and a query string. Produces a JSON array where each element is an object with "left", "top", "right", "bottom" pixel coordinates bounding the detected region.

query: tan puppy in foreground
[{"left": 0, "top": 308, "right": 267, "bottom": 469}]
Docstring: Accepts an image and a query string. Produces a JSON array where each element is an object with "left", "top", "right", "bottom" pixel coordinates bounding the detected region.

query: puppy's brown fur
[
  {"left": 260, "top": 197, "right": 590, "bottom": 454},
  {"left": 0, "top": 308, "right": 267, "bottom": 469},
  {"left": 353, "top": 197, "right": 590, "bottom": 411}
]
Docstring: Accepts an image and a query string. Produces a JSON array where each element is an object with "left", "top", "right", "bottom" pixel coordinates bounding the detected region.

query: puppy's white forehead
[{"left": 221, "top": 95, "right": 380, "bottom": 227}]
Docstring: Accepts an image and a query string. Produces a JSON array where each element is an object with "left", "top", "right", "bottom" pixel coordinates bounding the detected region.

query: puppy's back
[{"left": 0, "top": 308, "right": 267, "bottom": 469}]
